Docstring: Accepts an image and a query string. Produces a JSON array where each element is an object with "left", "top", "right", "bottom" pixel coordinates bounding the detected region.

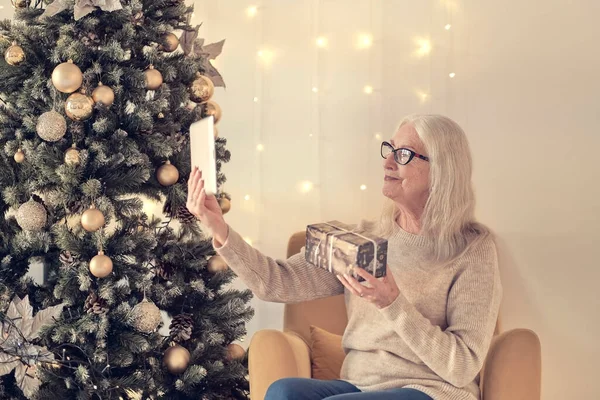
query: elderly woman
[{"left": 186, "top": 114, "right": 502, "bottom": 400}]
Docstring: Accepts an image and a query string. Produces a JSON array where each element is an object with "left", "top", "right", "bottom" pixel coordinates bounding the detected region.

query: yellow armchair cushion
[{"left": 309, "top": 325, "right": 346, "bottom": 380}]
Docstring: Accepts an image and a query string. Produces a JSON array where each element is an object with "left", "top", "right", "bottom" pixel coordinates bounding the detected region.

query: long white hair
[{"left": 374, "top": 114, "right": 490, "bottom": 264}]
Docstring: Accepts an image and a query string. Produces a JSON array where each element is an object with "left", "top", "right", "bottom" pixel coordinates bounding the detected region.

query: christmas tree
[{"left": 0, "top": 0, "right": 254, "bottom": 399}]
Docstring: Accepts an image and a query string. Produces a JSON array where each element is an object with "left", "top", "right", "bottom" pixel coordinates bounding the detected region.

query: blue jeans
[{"left": 265, "top": 377, "right": 433, "bottom": 400}]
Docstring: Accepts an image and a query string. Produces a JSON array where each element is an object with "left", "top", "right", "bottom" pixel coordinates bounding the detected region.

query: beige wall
[
  {"left": 6, "top": 0, "right": 599, "bottom": 398},
  {"left": 196, "top": 1, "right": 600, "bottom": 398}
]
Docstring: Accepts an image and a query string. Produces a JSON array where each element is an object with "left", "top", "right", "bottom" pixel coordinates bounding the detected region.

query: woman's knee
[{"left": 265, "top": 378, "right": 309, "bottom": 400}]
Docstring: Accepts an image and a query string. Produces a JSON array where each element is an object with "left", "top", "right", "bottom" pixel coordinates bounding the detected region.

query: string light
[
  {"left": 357, "top": 33, "right": 373, "bottom": 49},
  {"left": 256, "top": 144, "right": 264, "bottom": 151},
  {"left": 247, "top": 6, "right": 258, "bottom": 18},
  {"left": 449, "top": 72, "right": 456, "bottom": 78},
  {"left": 244, "top": 195, "right": 251, "bottom": 201},
  {"left": 316, "top": 37, "right": 328, "bottom": 48},
  {"left": 312, "top": 87, "right": 319, "bottom": 93},
  {"left": 445, "top": 24, "right": 452, "bottom": 30},
  {"left": 253, "top": 97, "right": 259, "bottom": 102},
  {"left": 360, "top": 185, "right": 367, "bottom": 191},
  {"left": 414, "top": 38, "right": 432, "bottom": 57},
  {"left": 374, "top": 133, "right": 382, "bottom": 140},
  {"left": 257, "top": 49, "right": 275, "bottom": 65},
  {"left": 363, "top": 85, "right": 374, "bottom": 94},
  {"left": 299, "top": 180, "right": 314, "bottom": 193},
  {"left": 416, "top": 90, "right": 429, "bottom": 103}
]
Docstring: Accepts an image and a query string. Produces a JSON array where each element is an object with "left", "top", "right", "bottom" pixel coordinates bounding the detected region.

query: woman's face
[{"left": 382, "top": 123, "right": 430, "bottom": 212}]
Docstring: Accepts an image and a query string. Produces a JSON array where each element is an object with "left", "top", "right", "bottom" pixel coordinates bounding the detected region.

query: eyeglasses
[{"left": 381, "top": 141, "right": 429, "bottom": 165}]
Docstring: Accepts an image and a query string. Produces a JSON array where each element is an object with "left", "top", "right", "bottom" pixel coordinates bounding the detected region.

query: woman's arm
[
  {"left": 213, "top": 224, "right": 344, "bottom": 303},
  {"left": 377, "top": 238, "right": 502, "bottom": 388}
]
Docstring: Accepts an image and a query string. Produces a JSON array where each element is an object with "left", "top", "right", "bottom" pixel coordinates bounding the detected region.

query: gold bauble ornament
[
  {"left": 16, "top": 199, "right": 47, "bottom": 232},
  {"left": 144, "top": 65, "right": 163, "bottom": 90},
  {"left": 131, "top": 298, "right": 161, "bottom": 333},
  {"left": 189, "top": 74, "right": 214, "bottom": 104},
  {"left": 92, "top": 82, "right": 114, "bottom": 106},
  {"left": 4, "top": 42, "right": 25, "bottom": 66},
  {"left": 52, "top": 60, "right": 83, "bottom": 94},
  {"left": 226, "top": 343, "right": 246, "bottom": 360},
  {"left": 218, "top": 196, "right": 231, "bottom": 214},
  {"left": 11, "top": 0, "right": 30, "bottom": 8},
  {"left": 64, "top": 144, "right": 81, "bottom": 165},
  {"left": 207, "top": 255, "right": 228, "bottom": 273},
  {"left": 81, "top": 204, "right": 105, "bottom": 232},
  {"left": 36, "top": 110, "right": 67, "bottom": 142},
  {"left": 156, "top": 160, "right": 179, "bottom": 186},
  {"left": 14, "top": 148, "right": 25, "bottom": 163},
  {"left": 163, "top": 345, "right": 190, "bottom": 374},
  {"left": 65, "top": 91, "right": 94, "bottom": 121},
  {"left": 161, "top": 32, "right": 179, "bottom": 53},
  {"left": 89, "top": 250, "right": 113, "bottom": 278},
  {"left": 204, "top": 100, "right": 222, "bottom": 124}
]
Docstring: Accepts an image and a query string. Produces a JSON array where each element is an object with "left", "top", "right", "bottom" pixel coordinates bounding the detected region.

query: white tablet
[{"left": 190, "top": 116, "right": 218, "bottom": 196}]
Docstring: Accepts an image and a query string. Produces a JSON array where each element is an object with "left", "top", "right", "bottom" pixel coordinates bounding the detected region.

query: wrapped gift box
[{"left": 305, "top": 220, "right": 387, "bottom": 282}]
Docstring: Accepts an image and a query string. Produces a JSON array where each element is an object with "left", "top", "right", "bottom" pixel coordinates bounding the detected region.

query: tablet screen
[{"left": 189, "top": 116, "right": 218, "bottom": 195}]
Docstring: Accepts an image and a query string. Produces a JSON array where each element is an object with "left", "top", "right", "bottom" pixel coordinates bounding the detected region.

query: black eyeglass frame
[{"left": 380, "top": 141, "right": 430, "bottom": 165}]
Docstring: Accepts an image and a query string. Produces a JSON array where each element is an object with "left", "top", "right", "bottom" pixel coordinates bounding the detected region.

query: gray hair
[{"left": 375, "top": 114, "right": 490, "bottom": 264}]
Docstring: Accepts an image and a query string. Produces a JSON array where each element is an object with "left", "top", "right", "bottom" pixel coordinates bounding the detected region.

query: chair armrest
[
  {"left": 481, "top": 328, "right": 542, "bottom": 400},
  {"left": 248, "top": 329, "right": 311, "bottom": 400}
]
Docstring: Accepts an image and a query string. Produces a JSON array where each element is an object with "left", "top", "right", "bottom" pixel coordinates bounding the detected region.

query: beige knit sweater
[{"left": 214, "top": 220, "right": 502, "bottom": 400}]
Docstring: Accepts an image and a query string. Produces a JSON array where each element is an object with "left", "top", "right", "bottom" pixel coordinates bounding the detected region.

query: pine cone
[
  {"left": 169, "top": 313, "right": 194, "bottom": 342},
  {"left": 155, "top": 262, "right": 173, "bottom": 281},
  {"left": 59, "top": 251, "right": 76, "bottom": 268},
  {"left": 84, "top": 292, "right": 109, "bottom": 315},
  {"left": 176, "top": 206, "right": 197, "bottom": 224}
]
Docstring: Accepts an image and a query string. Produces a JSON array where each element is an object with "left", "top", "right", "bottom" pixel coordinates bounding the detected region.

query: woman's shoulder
[{"left": 457, "top": 224, "right": 498, "bottom": 268}]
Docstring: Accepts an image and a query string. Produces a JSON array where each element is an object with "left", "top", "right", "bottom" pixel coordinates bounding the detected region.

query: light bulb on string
[
  {"left": 445, "top": 24, "right": 452, "bottom": 30},
  {"left": 449, "top": 72, "right": 456, "bottom": 78},
  {"left": 312, "top": 87, "right": 319, "bottom": 93},
  {"left": 357, "top": 33, "right": 373, "bottom": 49},
  {"left": 244, "top": 195, "right": 251, "bottom": 201},
  {"left": 413, "top": 37, "right": 432, "bottom": 57},
  {"left": 374, "top": 133, "right": 382, "bottom": 141},
  {"left": 360, "top": 185, "right": 367, "bottom": 191},
  {"left": 247, "top": 6, "right": 258, "bottom": 18},
  {"left": 256, "top": 144, "right": 264, "bottom": 151},
  {"left": 316, "top": 37, "right": 328, "bottom": 48},
  {"left": 364, "top": 85, "right": 374, "bottom": 94},
  {"left": 253, "top": 97, "right": 259, "bottom": 102}
]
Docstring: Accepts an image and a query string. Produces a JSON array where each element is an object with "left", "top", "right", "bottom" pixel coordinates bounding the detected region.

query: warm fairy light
[
  {"left": 253, "top": 97, "right": 259, "bottom": 102},
  {"left": 416, "top": 90, "right": 429, "bottom": 103},
  {"left": 309, "top": 133, "right": 313, "bottom": 137},
  {"left": 374, "top": 133, "right": 382, "bottom": 140},
  {"left": 316, "top": 37, "right": 328, "bottom": 48},
  {"left": 312, "top": 87, "right": 319, "bottom": 93},
  {"left": 449, "top": 72, "right": 456, "bottom": 78},
  {"left": 256, "top": 144, "right": 264, "bottom": 151},
  {"left": 257, "top": 49, "right": 275, "bottom": 64},
  {"left": 299, "top": 180, "right": 314, "bottom": 193},
  {"left": 364, "top": 85, "right": 374, "bottom": 94},
  {"left": 247, "top": 6, "right": 258, "bottom": 17},
  {"left": 414, "top": 38, "right": 432, "bottom": 57},
  {"left": 357, "top": 34, "right": 373, "bottom": 49},
  {"left": 360, "top": 184, "right": 367, "bottom": 191},
  {"left": 445, "top": 24, "right": 452, "bottom": 30},
  {"left": 244, "top": 195, "right": 251, "bottom": 201}
]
